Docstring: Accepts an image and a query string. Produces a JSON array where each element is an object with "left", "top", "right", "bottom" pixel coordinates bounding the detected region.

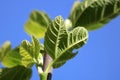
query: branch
[{"left": 42, "top": 51, "right": 53, "bottom": 80}]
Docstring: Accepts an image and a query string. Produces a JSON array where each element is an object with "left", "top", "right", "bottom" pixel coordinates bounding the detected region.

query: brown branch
[{"left": 42, "top": 51, "right": 53, "bottom": 80}]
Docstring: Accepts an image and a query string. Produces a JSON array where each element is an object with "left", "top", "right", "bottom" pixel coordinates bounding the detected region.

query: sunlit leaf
[
  {"left": 20, "top": 40, "right": 34, "bottom": 68},
  {"left": 0, "top": 41, "right": 11, "bottom": 62},
  {"left": 20, "top": 36, "right": 43, "bottom": 68},
  {"left": 0, "top": 42, "right": 22, "bottom": 68},
  {"left": 32, "top": 36, "right": 41, "bottom": 59},
  {"left": 69, "top": 0, "right": 120, "bottom": 30},
  {"left": 2, "top": 47, "right": 22, "bottom": 68},
  {"left": 0, "top": 66, "right": 32, "bottom": 80},
  {"left": 44, "top": 16, "right": 88, "bottom": 68},
  {"left": 25, "top": 10, "right": 51, "bottom": 38}
]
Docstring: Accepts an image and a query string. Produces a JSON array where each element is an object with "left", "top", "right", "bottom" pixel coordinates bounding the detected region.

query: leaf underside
[
  {"left": 69, "top": 0, "right": 120, "bottom": 30},
  {"left": 44, "top": 16, "right": 88, "bottom": 68}
]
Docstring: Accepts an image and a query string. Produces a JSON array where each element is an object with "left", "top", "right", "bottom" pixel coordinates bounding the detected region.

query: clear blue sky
[{"left": 0, "top": 0, "right": 120, "bottom": 80}]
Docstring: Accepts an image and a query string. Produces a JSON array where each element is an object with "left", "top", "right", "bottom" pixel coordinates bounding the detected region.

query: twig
[{"left": 42, "top": 51, "right": 53, "bottom": 80}]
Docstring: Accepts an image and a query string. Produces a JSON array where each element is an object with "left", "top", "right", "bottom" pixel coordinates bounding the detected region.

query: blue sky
[{"left": 0, "top": 0, "right": 120, "bottom": 80}]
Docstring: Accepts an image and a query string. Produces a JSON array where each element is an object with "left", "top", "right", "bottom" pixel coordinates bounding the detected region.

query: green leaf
[
  {"left": 25, "top": 10, "right": 51, "bottom": 38},
  {"left": 0, "top": 42, "right": 21, "bottom": 68},
  {"left": 20, "top": 36, "right": 43, "bottom": 68},
  {"left": 0, "top": 41, "right": 11, "bottom": 61},
  {"left": 1, "top": 47, "right": 22, "bottom": 68},
  {"left": 44, "top": 16, "right": 88, "bottom": 68},
  {"left": 32, "top": 36, "right": 41, "bottom": 59},
  {"left": 53, "top": 61, "right": 66, "bottom": 68},
  {"left": 20, "top": 40, "right": 34, "bottom": 67},
  {"left": 69, "top": 0, "right": 120, "bottom": 31},
  {"left": 0, "top": 66, "right": 32, "bottom": 80}
]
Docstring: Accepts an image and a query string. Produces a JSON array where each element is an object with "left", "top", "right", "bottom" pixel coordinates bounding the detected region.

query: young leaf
[
  {"left": 0, "top": 42, "right": 21, "bottom": 68},
  {"left": 32, "top": 36, "right": 41, "bottom": 59},
  {"left": 69, "top": 0, "right": 120, "bottom": 31},
  {"left": 20, "top": 40, "right": 34, "bottom": 67},
  {"left": 0, "top": 41, "right": 11, "bottom": 62},
  {"left": 1, "top": 47, "right": 22, "bottom": 68},
  {"left": 20, "top": 36, "right": 43, "bottom": 68},
  {"left": 0, "top": 66, "right": 32, "bottom": 80},
  {"left": 25, "top": 10, "right": 51, "bottom": 38},
  {"left": 44, "top": 16, "right": 88, "bottom": 68}
]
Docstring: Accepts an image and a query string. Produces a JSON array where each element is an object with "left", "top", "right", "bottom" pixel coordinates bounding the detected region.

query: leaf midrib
[
  {"left": 54, "top": 19, "right": 64, "bottom": 58},
  {"left": 45, "top": 34, "right": 88, "bottom": 73}
]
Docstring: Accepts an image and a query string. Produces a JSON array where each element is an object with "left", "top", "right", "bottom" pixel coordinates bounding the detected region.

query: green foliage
[
  {"left": 2, "top": 47, "right": 22, "bottom": 68},
  {"left": 0, "top": 66, "right": 32, "bottom": 80},
  {"left": 69, "top": 0, "right": 120, "bottom": 30},
  {"left": 20, "top": 36, "right": 43, "bottom": 68},
  {"left": 24, "top": 10, "right": 51, "bottom": 38},
  {"left": 44, "top": 16, "right": 88, "bottom": 68},
  {"left": 0, "top": 37, "right": 42, "bottom": 79},
  {"left": 0, "top": 41, "right": 11, "bottom": 62},
  {"left": 0, "top": 37, "right": 43, "bottom": 68},
  {"left": 0, "top": 0, "right": 120, "bottom": 80},
  {"left": 0, "top": 42, "right": 22, "bottom": 68}
]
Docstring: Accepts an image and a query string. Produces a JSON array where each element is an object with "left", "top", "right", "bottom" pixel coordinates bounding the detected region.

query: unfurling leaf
[
  {"left": 0, "top": 66, "right": 32, "bottom": 80},
  {"left": 44, "top": 16, "right": 88, "bottom": 68},
  {"left": 20, "top": 36, "right": 43, "bottom": 68},
  {"left": 69, "top": 0, "right": 120, "bottom": 31},
  {"left": 25, "top": 10, "right": 51, "bottom": 38}
]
